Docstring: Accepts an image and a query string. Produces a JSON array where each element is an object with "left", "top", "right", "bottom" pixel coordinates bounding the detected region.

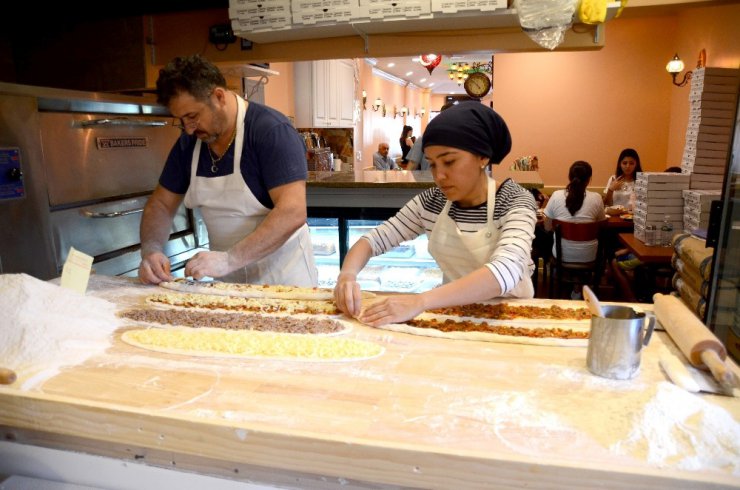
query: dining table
[
  {"left": 618, "top": 233, "right": 674, "bottom": 264},
  {"left": 617, "top": 232, "right": 675, "bottom": 300}
]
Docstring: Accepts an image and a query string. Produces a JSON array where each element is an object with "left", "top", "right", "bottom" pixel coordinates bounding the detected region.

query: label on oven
[
  {"left": 96, "top": 137, "right": 149, "bottom": 149},
  {"left": 0, "top": 147, "right": 25, "bottom": 201}
]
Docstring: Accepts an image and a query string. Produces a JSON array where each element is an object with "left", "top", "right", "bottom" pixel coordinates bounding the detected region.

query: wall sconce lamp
[
  {"left": 372, "top": 97, "right": 383, "bottom": 112},
  {"left": 416, "top": 107, "right": 426, "bottom": 118},
  {"left": 362, "top": 90, "right": 367, "bottom": 110},
  {"left": 394, "top": 106, "right": 408, "bottom": 119},
  {"left": 666, "top": 50, "right": 705, "bottom": 88},
  {"left": 666, "top": 54, "right": 691, "bottom": 87}
]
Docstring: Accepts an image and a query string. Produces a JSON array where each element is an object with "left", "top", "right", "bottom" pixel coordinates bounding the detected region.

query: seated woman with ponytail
[{"left": 542, "top": 161, "right": 606, "bottom": 263}]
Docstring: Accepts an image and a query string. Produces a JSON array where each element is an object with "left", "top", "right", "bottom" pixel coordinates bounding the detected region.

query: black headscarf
[{"left": 422, "top": 102, "right": 512, "bottom": 165}]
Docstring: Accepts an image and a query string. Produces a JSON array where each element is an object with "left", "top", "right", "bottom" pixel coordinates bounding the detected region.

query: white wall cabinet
[{"left": 295, "top": 59, "right": 355, "bottom": 128}]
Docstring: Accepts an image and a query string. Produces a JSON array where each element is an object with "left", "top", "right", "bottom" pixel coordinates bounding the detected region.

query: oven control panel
[{"left": 0, "top": 147, "right": 25, "bottom": 201}]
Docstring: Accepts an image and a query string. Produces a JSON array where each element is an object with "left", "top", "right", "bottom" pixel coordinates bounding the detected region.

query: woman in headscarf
[{"left": 334, "top": 102, "right": 537, "bottom": 326}]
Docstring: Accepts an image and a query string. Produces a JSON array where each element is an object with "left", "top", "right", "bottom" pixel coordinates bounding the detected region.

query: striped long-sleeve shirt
[{"left": 362, "top": 178, "right": 537, "bottom": 295}]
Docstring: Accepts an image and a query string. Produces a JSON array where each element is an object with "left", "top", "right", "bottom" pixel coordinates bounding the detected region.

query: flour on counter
[
  {"left": 610, "top": 382, "right": 740, "bottom": 473},
  {"left": 0, "top": 273, "right": 123, "bottom": 387}
]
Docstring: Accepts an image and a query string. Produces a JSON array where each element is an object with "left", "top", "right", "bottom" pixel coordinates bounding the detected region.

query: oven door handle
[
  {"left": 79, "top": 118, "right": 169, "bottom": 128},
  {"left": 80, "top": 207, "right": 145, "bottom": 218}
]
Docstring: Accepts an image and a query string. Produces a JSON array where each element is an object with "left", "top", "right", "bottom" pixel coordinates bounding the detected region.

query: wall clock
[{"left": 464, "top": 72, "right": 491, "bottom": 99}]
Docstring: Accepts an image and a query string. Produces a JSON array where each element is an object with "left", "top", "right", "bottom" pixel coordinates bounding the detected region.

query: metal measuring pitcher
[{"left": 586, "top": 305, "right": 655, "bottom": 380}]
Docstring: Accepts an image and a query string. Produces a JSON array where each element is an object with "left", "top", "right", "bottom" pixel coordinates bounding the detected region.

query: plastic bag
[{"left": 515, "top": 0, "right": 578, "bottom": 50}]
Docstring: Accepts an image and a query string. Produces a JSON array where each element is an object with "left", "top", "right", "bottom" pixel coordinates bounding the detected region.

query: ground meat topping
[
  {"left": 119, "top": 309, "right": 346, "bottom": 334},
  {"left": 427, "top": 303, "right": 590, "bottom": 321},
  {"left": 407, "top": 318, "right": 589, "bottom": 339}
]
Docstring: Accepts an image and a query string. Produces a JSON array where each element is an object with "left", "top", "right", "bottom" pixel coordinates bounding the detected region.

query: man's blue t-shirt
[{"left": 159, "top": 101, "right": 307, "bottom": 209}]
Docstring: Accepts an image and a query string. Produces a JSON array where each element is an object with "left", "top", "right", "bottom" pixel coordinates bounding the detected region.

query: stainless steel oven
[{"left": 0, "top": 82, "right": 208, "bottom": 279}]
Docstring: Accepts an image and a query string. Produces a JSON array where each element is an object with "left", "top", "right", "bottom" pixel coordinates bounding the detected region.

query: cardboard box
[
  {"left": 432, "top": 0, "right": 506, "bottom": 13},
  {"left": 635, "top": 203, "right": 685, "bottom": 215},
  {"left": 636, "top": 172, "right": 691, "bottom": 183},
  {"left": 685, "top": 122, "right": 733, "bottom": 135},
  {"left": 689, "top": 91, "right": 739, "bottom": 103},
  {"left": 693, "top": 132, "right": 732, "bottom": 144},
  {"left": 689, "top": 99, "right": 738, "bottom": 110}
]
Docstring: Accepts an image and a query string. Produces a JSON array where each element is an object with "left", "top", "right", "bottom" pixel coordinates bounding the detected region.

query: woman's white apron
[{"left": 427, "top": 177, "right": 533, "bottom": 298}]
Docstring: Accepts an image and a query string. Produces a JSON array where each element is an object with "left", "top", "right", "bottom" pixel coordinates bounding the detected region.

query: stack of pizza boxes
[
  {"left": 681, "top": 67, "right": 740, "bottom": 190},
  {"left": 682, "top": 189, "right": 721, "bottom": 235},
  {"left": 633, "top": 172, "right": 690, "bottom": 244}
]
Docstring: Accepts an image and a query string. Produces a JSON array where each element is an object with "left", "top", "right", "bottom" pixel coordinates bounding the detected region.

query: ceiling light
[
  {"left": 406, "top": 71, "right": 413, "bottom": 76},
  {"left": 387, "top": 62, "right": 395, "bottom": 68},
  {"left": 420, "top": 78, "right": 427, "bottom": 83}
]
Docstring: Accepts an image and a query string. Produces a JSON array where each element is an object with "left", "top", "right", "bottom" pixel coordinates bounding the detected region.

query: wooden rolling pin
[
  {"left": 0, "top": 367, "right": 17, "bottom": 385},
  {"left": 653, "top": 293, "right": 737, "bottom": 395}
]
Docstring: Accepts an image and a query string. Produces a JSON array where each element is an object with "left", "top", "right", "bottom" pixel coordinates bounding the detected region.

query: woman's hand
[
  {"left": 334, "top": 272, "right": 363, "bottom": 318},
  {"left": 358, "top": 294, "right": 426, "bottom": 327},
  {"left": 609, "top": 176, "right": 625, "bottom": 192}
]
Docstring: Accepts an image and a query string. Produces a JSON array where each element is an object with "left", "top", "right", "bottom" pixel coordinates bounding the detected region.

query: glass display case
[
  {"left": 308, "top": 218, "right": 442, "bottom": 292},
  {"left": 706, "top": 98, "right": 740, "bottom": 363}
]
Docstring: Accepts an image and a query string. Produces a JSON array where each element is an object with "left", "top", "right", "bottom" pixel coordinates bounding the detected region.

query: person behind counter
[
  {"left": 399, "top": 125, "right": 414, "bottom": 167},
  {"left": 138, "top": 54, "right": 317, "bottom": 286},
  {"left": 406, "top": 103, "right": 455, "bottom": 171},
  {"left": 372, "top": 142, "right": 399, "bottom": 170},
  {"left": 603, "top": 148, "right": 642, "bottom": 211},
  {"left": 334, "top": 102, "right": 537, "bottom": 326}
]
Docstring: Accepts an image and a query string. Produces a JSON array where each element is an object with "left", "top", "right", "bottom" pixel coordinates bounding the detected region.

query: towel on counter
[
  {"left": 672, "top": 276, "right": 706, "bottom": 319},
  {"left": 672, "top": 233, "right": 714, "bottom": 281},
  {"left": 671, "top": 255, "right": 710, "bottom": 298}
]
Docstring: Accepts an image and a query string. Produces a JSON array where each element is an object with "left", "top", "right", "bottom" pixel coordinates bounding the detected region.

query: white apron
[
  {"left": 184, "top": 95, "right": 317, "bottom": 286},
  {"left": 427, "top": 177, "right": 534, "bottom": 298}
]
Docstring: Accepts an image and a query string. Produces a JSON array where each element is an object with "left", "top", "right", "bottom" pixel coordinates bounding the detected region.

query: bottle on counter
[{"left": 660, "top": 215, "right": 673, "bottom": 247}]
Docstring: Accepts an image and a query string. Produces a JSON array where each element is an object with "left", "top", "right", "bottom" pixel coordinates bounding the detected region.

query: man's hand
[
  {"left": 184, "top": 250, "right": 233, "bottom": 280},
  {"left": 139, "top": 251, "right": 173, "bottom": 284}
]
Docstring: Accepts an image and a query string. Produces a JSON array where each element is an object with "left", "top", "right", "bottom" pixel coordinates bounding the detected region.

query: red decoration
[{"left": 419, "top": 54, "right": 442, "bottom": 75}]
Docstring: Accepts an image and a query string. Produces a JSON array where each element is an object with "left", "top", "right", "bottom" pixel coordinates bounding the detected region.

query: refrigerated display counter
[{"left": 308, "top": 218, "right": 442, "bottom": 293}]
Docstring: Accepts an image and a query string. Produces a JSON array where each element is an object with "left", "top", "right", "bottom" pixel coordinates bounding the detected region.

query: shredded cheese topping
[{"left": 122, "top": 328, "right": 383, "bottom": 361}]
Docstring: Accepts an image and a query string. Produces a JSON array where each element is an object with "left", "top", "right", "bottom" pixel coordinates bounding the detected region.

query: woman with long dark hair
[
  {"left": 603, "top": 148, "right": 642, "bottom": 210},
  {"left": 543, "top": 161, "right": 606, "bottom": 263},
  {"left": 399, "top": 125, "right": 414, "bottom": 166}
]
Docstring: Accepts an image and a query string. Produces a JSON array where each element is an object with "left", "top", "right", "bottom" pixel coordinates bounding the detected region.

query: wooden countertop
[
  {"left": 308, "top": 168, "right": 543, "bottom": 189},
  {"left": 1, "top": 275, "right": 738, "bottom": 488},
  {"left": 619, "top": 233, "right": 675, "bottom": 264}
]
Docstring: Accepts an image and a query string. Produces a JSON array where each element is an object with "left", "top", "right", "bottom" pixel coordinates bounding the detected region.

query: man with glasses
[{"left": 138, "top": 54, "right": 317, "bottom": 287}]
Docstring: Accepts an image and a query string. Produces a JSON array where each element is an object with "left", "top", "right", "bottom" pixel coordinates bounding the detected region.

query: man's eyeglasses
[
  {"left": 172, "top": 113, "right": 200, "bottom": 131},
  {"left": 171, "top": 91, "right": 214, "bottom": 131}
]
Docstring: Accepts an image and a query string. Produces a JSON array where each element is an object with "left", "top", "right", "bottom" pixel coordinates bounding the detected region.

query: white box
[
  {"left": 293, "top": 0, "right": 357, "bottom": 9},
  {"left": 636, "top": 172, "right": 691, "bottom": 184},
  {"left": 431, "top": 0, "right": 506, "bottom": 13},
  {"left": 635, "top": 203, "right": 685, "bottom": 216},
  {"left": 685, "top": 122, "right": 733, "bottom": 135},
  {"left": 293, "top": 4, "right": 356, "bottom": 24},
  {"left": 231, "top": 13, "right": 292, "bottom": 31},
  {"left": 359, "top": 0, "right": 432, "bottom": 18}
]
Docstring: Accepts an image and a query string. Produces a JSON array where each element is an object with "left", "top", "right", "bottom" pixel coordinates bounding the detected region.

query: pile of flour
[
  {"left": 0, "top": 273, "right": 123, "bottom": 386},
  {"left": 610, "top": 382, "right": 740, "bottom": 473}
]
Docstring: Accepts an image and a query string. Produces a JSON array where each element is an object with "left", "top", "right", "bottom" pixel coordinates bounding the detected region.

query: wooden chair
[{"left": 548, "top": 219, "right": 606, "bottom": 299}]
